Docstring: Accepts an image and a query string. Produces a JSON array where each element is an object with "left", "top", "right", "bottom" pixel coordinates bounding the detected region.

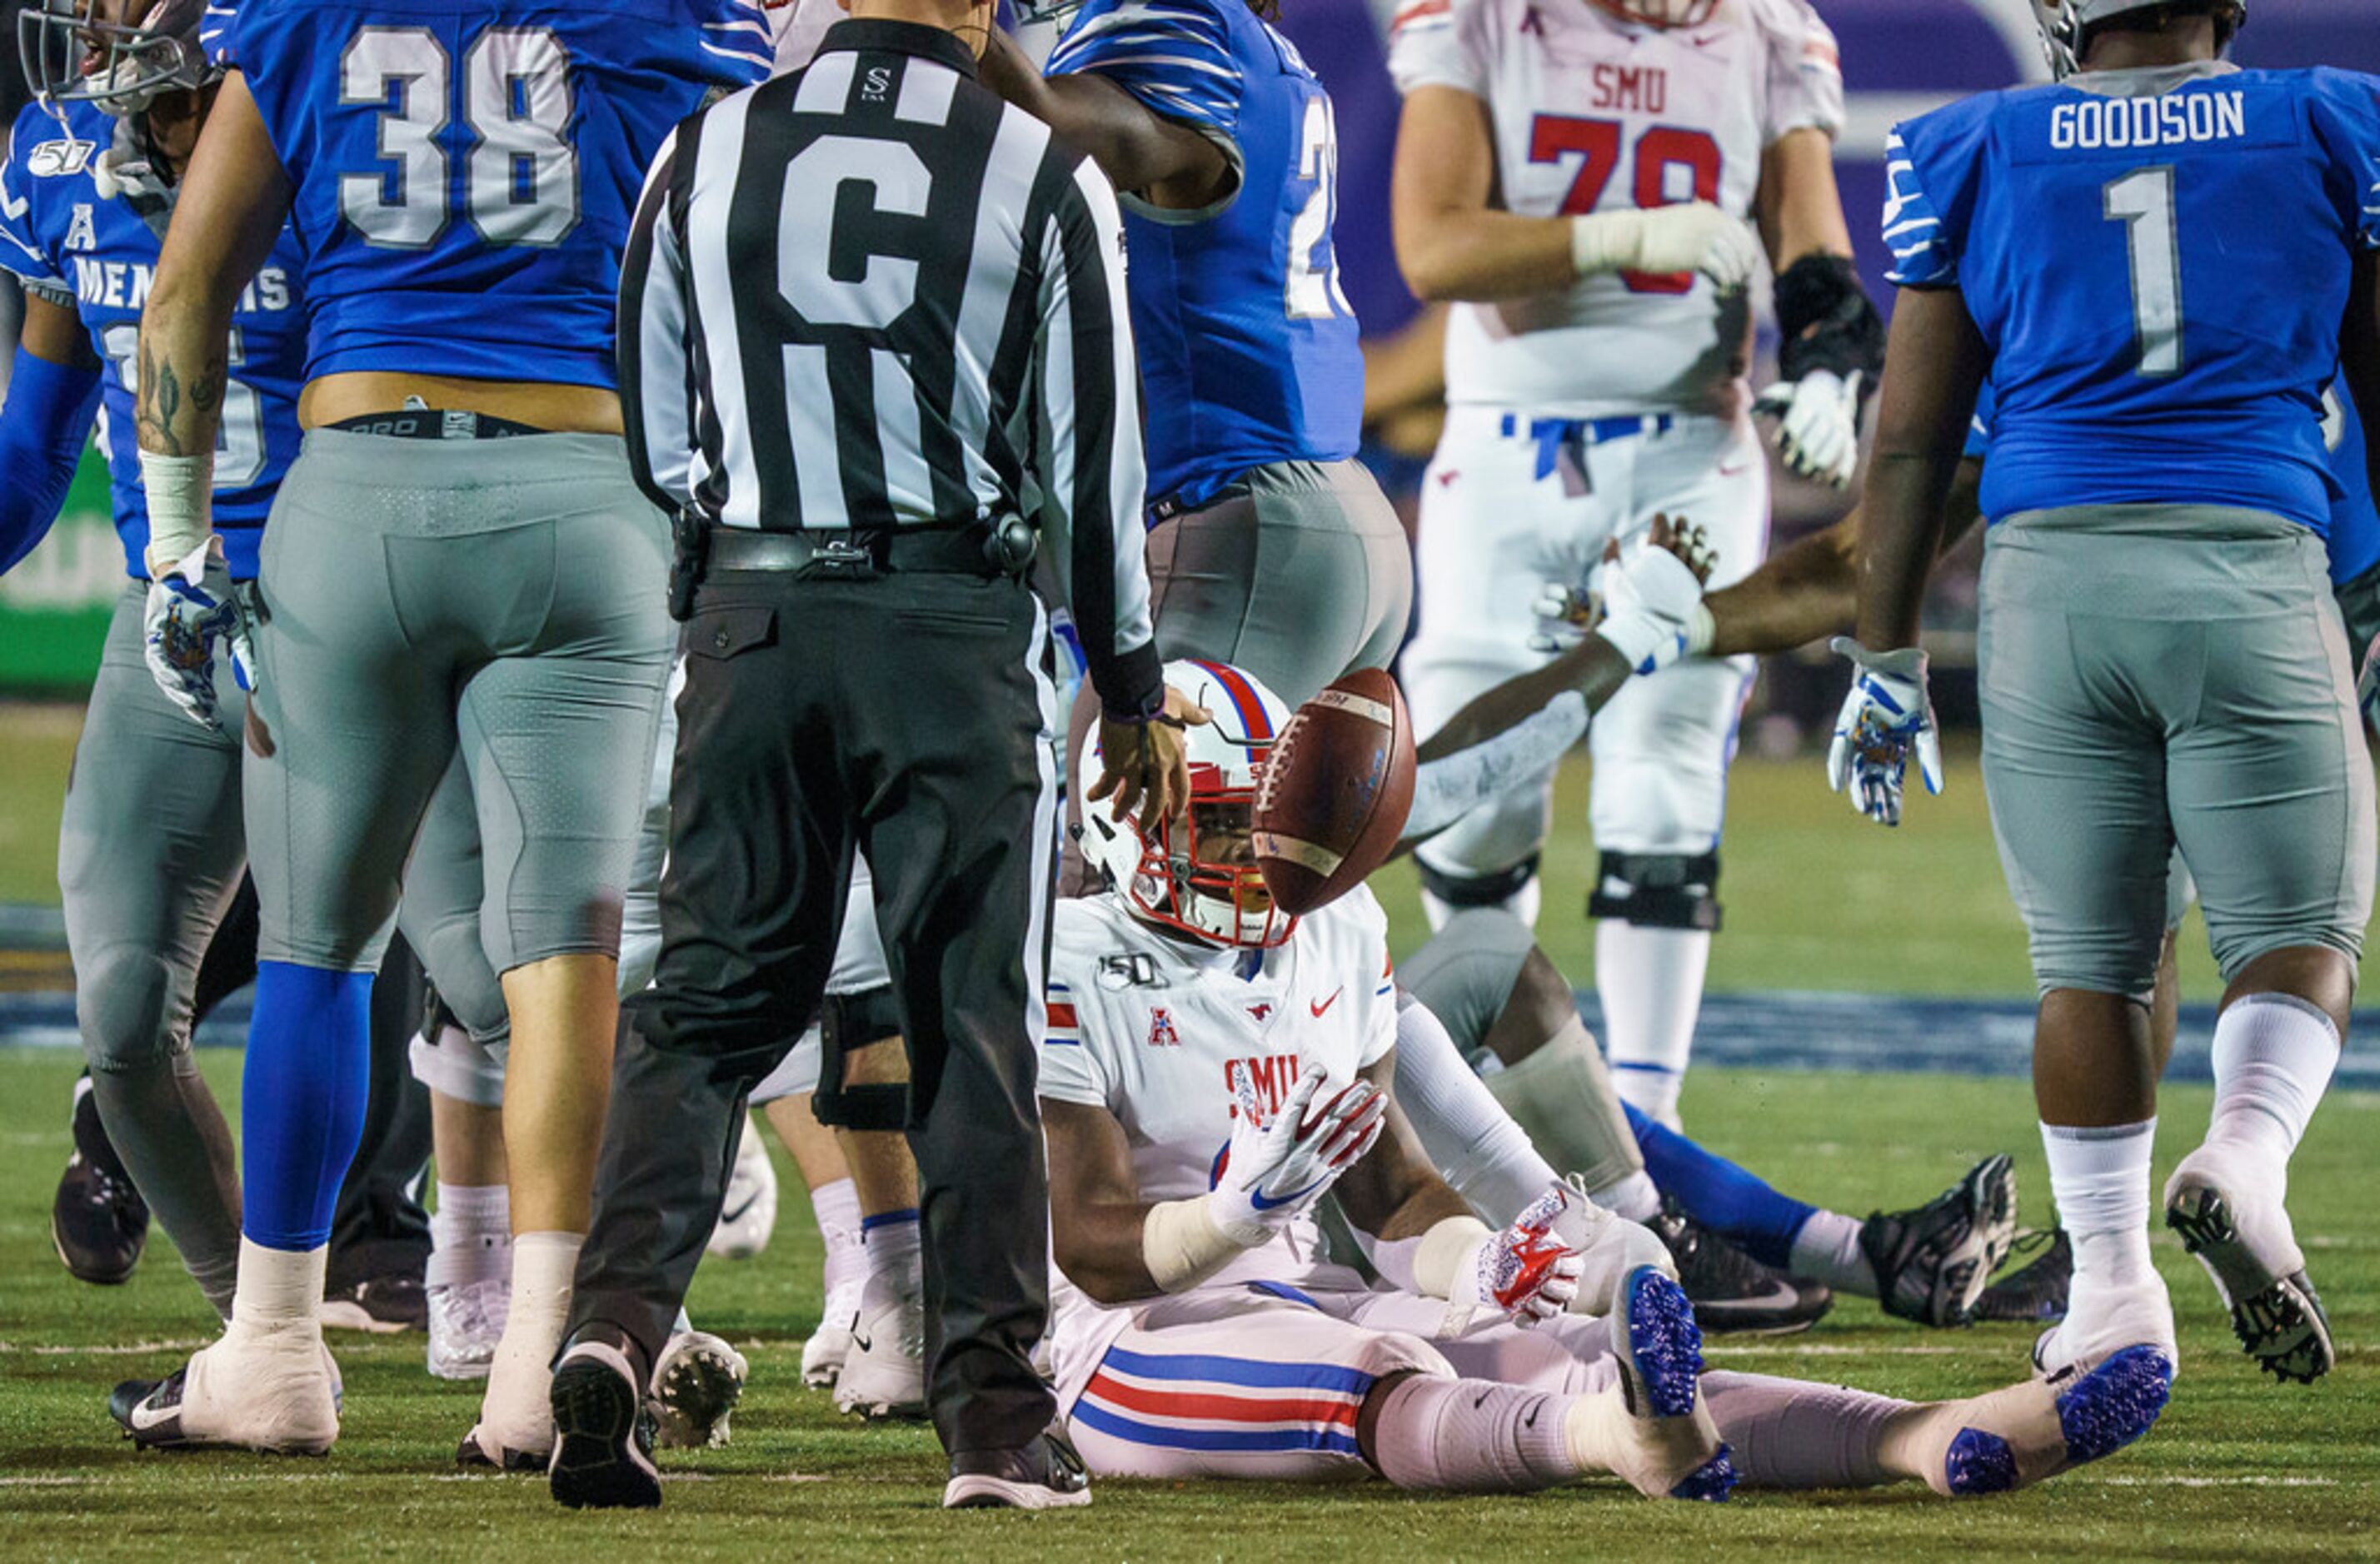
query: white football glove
[
  {"left": 1206, "top": 1069, "right": 1387, "bottom": 1248},
  {"left": 1529, "top": 578, "right": 1598, "bottom": 655},
  {"left": 1755, "top": 370, "right": 1864, "bottom": 490},
  {"left": 142, "top": 536, "right": 257, "bottom": 733},
  {"left": 1594, "top": 525, "right": 1713, "bottom": 675},
  {"left": 1826, "top": 638, "right": 1943, "bottom": 828},
  {"left": 1447, "top": 1186, "right": 1586, "bottom": 1329},
  {"left": 1573, "top": 202, "right": 1761, "bottom": 292}
]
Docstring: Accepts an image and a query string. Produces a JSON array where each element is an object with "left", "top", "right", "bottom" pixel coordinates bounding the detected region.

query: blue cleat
[
  {"left": 1913, "top": 1343, "right": 2173, "bottom": 1497},
  {"left": 1597, "top": 1264, "right": 1736, "bottom": 1502}
]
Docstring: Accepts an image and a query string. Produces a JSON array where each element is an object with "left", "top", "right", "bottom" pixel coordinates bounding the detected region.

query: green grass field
[{"left": 2, "top": 701, "right": 2375, "bottom": 1559}]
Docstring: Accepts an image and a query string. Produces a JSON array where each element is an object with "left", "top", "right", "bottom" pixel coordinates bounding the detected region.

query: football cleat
[
  {"left": 110, "top": 1330, "right": 340, "bottom": 1456},
  {"left": 801, "top": 1278, "right": 863, "bottom": 1388},
  {"left": 427, "top": 1273, "right": 508, "bottom": 1381},
  {"left": 2164, "top": 1148, "right": 2333, "bottom": 1384},
  {"left": 1545, "top": 1174, "right": 1678, "bottom": 1318},
  {"left": 52, "top": 1076, "right": 149, "bottom": 1286},
  {"left": 1859, "top": 1153, "right": 2019, "bottom": 1327},
  {"left": 321, "top": 1273, "right": 427, "bottom": 1335},
  {"left": 650, "top": 1329, "right": 747, "bottom": 1450},
  {"left": 834, "top": 1268, "right": 927, "bottom": 1420},
  {"left": 1975, "top": 1229, "right": 2072, "bottom": 1325},
  {"left": 706, "top": 1116, "right": 780, "bottom": 1261},
  {"left": 1899, "top": 1344, "right": 2173, "bottom": 1497},
  {"left": 1583, "top": 1265, "right": 1735, "bottom": 1502},
  {"left": 943, "top": 1426, "right": 1093, "bottom": 1511},
  {"left": 2031, "top": 1275, "right": 2176, "bottom": 1383},
  {"left": 1653, "top": 1203, "right": 1834, "bottom": 1335},
  {"left": 548, "top": 1341, "right": 661, "bottom": 1510}
]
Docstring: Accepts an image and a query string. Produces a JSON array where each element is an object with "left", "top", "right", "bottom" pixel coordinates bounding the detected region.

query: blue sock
[
  {"left": 1626, "top": 1100, "right": 1815, "bottom": 1271},
  {"left": 242, "top": 961, "right": 374, "bottom": 1251}
]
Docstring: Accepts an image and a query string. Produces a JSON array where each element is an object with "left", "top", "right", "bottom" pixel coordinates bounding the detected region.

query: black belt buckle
[{"left": 798, "top": 537, "right": 882, "bottom": 582}]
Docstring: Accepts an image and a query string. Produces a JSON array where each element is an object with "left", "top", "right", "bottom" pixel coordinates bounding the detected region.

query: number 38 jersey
[
  {"left": 1036, "top": 887, "right": 1399, "bottom": 1361},
  {"left": 1388, "top": 0, "right": 1843, "bottom": 420},
  {"left": 0, "top": 98, "right": 304, "bottom": 579},
  {"left": 207, "top": 0, "right": 772, "bottom": 390},
  {"left": 1889, "top": 65, "right": 2380, "bottom": 534}
]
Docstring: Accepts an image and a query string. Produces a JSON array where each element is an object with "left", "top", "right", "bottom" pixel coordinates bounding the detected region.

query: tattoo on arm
[{"left": 136, "top": 340, "right": 227, "bottom": 460}]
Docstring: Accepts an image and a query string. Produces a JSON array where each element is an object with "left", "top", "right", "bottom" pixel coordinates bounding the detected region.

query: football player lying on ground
[{"left": 1042, "top": 658, "right": 2169, "bottom": 1497}]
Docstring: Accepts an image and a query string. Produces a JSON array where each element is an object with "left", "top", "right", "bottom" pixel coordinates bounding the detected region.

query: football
[{"left": 1252, "top": 668, "right": 1417, "bottom": 916}]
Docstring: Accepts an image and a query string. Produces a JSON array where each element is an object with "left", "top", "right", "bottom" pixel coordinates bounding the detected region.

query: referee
[{"left": 548, "top": 2, "right": 1185, "bottom": 1513}]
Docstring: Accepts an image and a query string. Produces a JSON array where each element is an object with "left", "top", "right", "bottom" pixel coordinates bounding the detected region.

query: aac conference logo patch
[{"left": 25, "top": 138, "right": 94, "bottom": 178}]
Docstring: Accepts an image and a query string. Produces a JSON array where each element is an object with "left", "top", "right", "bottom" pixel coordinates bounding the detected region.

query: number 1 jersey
[
  {"left": 1889, "top": 64, "right": 2380, "bottom": 533},
  {"left": 212, "top": 0, "right": 771, "bottom": 389},
  {"left": 1388, "top": 0, "right": 1844, "bottom": 420}
]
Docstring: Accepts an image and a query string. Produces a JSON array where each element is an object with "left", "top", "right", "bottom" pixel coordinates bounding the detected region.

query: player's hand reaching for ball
[
  {"left": 1593, "top": 514, "right": 1716, "bottom": 675},
  {"left": 1826, "top": 638, "right": 1943, "bottom": 827},
  {"left": 1206, "top": 1069, "right": 1388, "bottom": 1247},
  {"left": 1093, "top": 685, "right": 1208, "bottom": 832}
]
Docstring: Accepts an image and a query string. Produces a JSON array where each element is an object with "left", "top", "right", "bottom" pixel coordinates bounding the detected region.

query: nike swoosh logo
[
  {"left": 851, "top": 1332, "right": 873, "bottom": 1353},
  {"left": 1250, "top": 1175, "right": 1329, "bottom": 1213},
  {"left": 1310, "top": 990, "right": 1341, "bottom": 1019},
  {"left": 1707, "top": 1281, "right": 1803, "bottom": 1312},
  {"left": 127, "top": 1394, "right": 179, "bottom": 1433},
  {"left": 719, "top": 1192, "right": 760, "bottom": 1226}
]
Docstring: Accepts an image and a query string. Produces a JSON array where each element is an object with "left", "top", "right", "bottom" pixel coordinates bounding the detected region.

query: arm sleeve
[
  {"left": 1037, "top": 974, "right": 1114, "bottom": 1108},
  {"left": 0, "top": 346, "right": 104, "bottom": 576},
  {"left": 1387, "top": 993, "right": 1556, "bottom": 1228},
  {"left": 617, "top": 125, "right": 698, "bottom": 516},
  {"left": 2307, "top": 69, "right": 2380, "bottom": 252},
  {"left": 1386, "top": 0, "right": 1486, "bottom": 98},
  {"left": 1347, "top": 890, "right": 1400, "bottom": 1070},
  {"left": 1045, "top": 0, "right": 1246, "bottom": 163},
  {"left": 1759, "top": 0, "right": 1846, "bottom": 143},
  {"left": 1035, "top": 158, "right": 1163, "bottom": 721}
]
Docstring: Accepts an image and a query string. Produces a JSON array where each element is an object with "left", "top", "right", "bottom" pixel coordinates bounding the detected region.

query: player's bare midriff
[{"left": 299, "top": 371, "right": 626, "bottom": 437}]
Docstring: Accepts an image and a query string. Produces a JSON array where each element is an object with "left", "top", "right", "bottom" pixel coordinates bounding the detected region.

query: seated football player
[{"left": 1040, "top": 660, "right": 2170, "bottom": 1499}]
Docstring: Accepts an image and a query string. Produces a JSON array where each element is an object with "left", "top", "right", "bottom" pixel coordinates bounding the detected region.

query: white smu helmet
[
  {"left": 2031, "top": 0, "right": 2246, "bottom": 80},
  {"left": 1078, "top": 660, "right": 1297, "bottom": 950}
]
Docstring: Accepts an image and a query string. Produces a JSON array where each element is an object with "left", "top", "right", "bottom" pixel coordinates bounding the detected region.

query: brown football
[{"left": 1254, "top": 668, "right": 1417, "bottom": 916}]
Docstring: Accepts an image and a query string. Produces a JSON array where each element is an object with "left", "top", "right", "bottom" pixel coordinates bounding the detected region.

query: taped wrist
[
  {"left": 1411, "top": 1215, "right": 1493, "bottom": 1301},
  {"left": 1143, "top": 1195, "right": 1253, "bottom": 1293},
  {"left": 1569, "top": 211, "right": 1643, "bottom": 278},
  {"left": 137, "top": 449, "right": 214, "bottom": 573},
  {"left": 1774, "top": 253, "right": 1884, "bottom": 386}
]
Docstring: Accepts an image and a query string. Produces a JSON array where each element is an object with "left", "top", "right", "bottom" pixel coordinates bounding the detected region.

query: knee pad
[
  {"left": 1484, "top": 1023, "right": 1644, "bottom": 1196},
  {"left": 408, "top": 1020, "right": 508, "bottom": 1108},
  {"left": 1588, "top": 851, "right": 1722, "bottom": 933},
  {"left": 809, "top": 984, "right": 910, "bottom": 1131},
  {"left": 1400, "top": 909, "right": 1536, "bottom": 1059},
  {"left": 76, "top": 944, "right": 185, "bottom": 1073},
  {"left": 1417, "top": 855, "right": 1541, "bottom": 917}
]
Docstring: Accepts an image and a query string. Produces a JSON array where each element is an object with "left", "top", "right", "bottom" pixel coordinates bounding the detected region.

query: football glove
[
  {"left": 1826, "top": 638, "right": 1943, "bottom": 828},
  {"left": 1572, "top": 202, "right": 1761, "bottom": 292},
  {"left": 1594, "top": 525, "right": 1713, "bottom": 675},
  {"left": 142, "top": 536, "right": 257, "bottom": 733},
  {"left": 1529, "top": 578, "right": 1598, "bottom": 655},
  {"left": 1207, "top": 1069, "right": 1386, "bottom": 1248},
  {"left": 1447, "top": 1187, "right": 1587, "bottom": 1329},
  {"left": 1754, "top": 370, "right": 1864, "bottom": 490}
]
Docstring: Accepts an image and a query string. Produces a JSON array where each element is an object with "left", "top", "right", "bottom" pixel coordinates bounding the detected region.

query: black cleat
[
  {"left": 2164, "top": 1183, "right": 2334, "bottom": 1385},
  {"left": 1860, "top": 1153, "right": 2019, "bottom": 1327},
  {"left": 1652, "top": 1203, "right": 1834, "bottom": 1335},
  {"left": 322, "top": 1273, "right": 427, "bottom": 1334},
  {"left": 1975, "top": 1229, "right": 2073, "bottom": 1325},
  {"left": 547, "top": 1342, "right": 661, "bottom": 1508},
  {"left": 944, "top": 1426, "right": 1093, "bottom": 1510},
  {"left": 53, "top": 1077, "right": 148, "bottom": 1286},
  {"left": 110, "top": 1370, "right": 189, "bottom": 1449}
]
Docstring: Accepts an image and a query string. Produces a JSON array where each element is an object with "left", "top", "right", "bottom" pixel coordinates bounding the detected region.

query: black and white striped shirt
[{"left": 619, "top": 17, "right": 1161, "bottom": 715}]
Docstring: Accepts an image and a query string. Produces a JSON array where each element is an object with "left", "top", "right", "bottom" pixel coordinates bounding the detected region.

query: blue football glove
[
  {"left": 142, "top": 536, "right": 257, "bottom": 732},
  {"left": 1826, "top": 637, "right": 1942, "bottom": 827}
]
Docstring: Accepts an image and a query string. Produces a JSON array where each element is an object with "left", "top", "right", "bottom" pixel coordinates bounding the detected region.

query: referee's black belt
[{"left": 704, "top": 521, "right": 1030, "bottom": 580}]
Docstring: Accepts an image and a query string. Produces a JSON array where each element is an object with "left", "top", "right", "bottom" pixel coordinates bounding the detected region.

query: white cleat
[
  {"left": 2031, "top": 1275, "right": 2177, "bottom": 1383},
  {"left": 707, "top": 1117, "right": 780, "bottom": 1261},
  {"left": 801, "top": 1278, "right": 863, "bottom": 1388},
  {"left": 834, "top": 1269, "right": 927, "bottom": 1421},
  {"left": 427, "top": 1273, "right": 508, "bottom": 1382},
  {"left": 1891, "top": 1345, "right": 2173, "bottom": 1497},
  {"left": 459, "top": 1336, "right": 560, "bottom": 1471},
  {"left": 109, "top": 1327, "right": 340, "bottom": 1456},
  {"left": 1549, "top": 1175, "right": 1678, "bottom": 1319},
  {"left": 651, "top": 1329, "right": 748, "bottom": 1450},
  {"left": 2163, "top": 1145, "right": 2333, "bottom": 1384}
]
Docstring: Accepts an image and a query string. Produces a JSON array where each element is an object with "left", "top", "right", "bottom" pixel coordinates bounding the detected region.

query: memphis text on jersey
[{"left": 2048, "top": 90, "right": 2248, "bottom": 152}]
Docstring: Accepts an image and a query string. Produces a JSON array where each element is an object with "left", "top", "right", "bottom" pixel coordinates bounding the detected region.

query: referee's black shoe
[
  {"left": 944, "top": 1426, "right": 1093, "bottom": 1511},
  {"left": 53, "top": 1074, "right": 149, "bottom": 1286},
  {"left": 547, "top": 1337, "right": 661, "bottom": 1509}
]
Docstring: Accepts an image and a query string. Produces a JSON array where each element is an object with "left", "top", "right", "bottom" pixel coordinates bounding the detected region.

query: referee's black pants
[{"left": 571, "top": 565, "right": 1060, "bottom": 1460}]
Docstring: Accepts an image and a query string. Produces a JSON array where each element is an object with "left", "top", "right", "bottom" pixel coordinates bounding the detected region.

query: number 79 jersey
[
  {"left": 1889, "top": 66, "right": 2380, "bottom": 534},
  {"left": 211, "top": 0, "right": 772, "bottom": 390},
  {"left": 1388, "top": 0, "right": 1844, "bottom": 420}
]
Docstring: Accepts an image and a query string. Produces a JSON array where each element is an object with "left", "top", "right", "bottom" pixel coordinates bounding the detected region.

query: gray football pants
[
  {"left": 1979, "top": 506, "right": 2375, "bottom": 999},
  {"left": 244, "top": 429, "right": 671, "bottom": 976}
]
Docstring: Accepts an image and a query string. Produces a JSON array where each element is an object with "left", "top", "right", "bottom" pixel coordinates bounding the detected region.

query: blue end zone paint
[{"left": 2, "top": 984, "right": 2376, "bottom": 1088}]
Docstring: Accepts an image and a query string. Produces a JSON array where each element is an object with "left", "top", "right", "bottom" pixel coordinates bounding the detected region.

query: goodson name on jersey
[{"left": 2048, "top": 91, "right": 2248, "bottom": 152}]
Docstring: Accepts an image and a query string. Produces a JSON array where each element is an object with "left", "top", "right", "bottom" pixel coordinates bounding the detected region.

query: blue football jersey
[
  {"left": 1046, "top": 0, "right": 1365, "bottom": 511},
  {"left": 1887, "top": 65, "right": 2380, "bottom": 533},
  {"left": 0, "top": 100, "right": 305, "bottom": 579},
  {"left": 221, "top": 0, "right": 771, "bottom": 389}
]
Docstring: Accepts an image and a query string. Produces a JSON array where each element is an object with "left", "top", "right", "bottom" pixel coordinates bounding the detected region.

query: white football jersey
[
  {"left": 1389, "top": 0, "right": 1844, "bottom": 419},
  {"left": 1036, "top": 887, "right": 1399, "bottom": 1387}
]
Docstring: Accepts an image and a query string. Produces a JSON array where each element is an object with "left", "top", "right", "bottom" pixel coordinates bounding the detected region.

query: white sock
[
  {"left": 1788, "top": 1209, "right": 1878, "bottom": 1296},
  {"left": 1597, "top": 922, "right": 1710, "bottom": 1128},
  {"left": 2042, "top": 1119, "right": 2158, "bottom": 1301},
  {"left": 230, "top": 1236, "right": 327, "bottom": 1339},
  {"left": 862, "top": 1208, "right": 922, "bottom": 1288},
  {"left": 1591, "top": 1170, "right": 1664, "bottom": 1224},
  {"left": 491, "top": 1231, "right": 581, "bottom": 1370},
  {"left": 812, "top": 1177, "right": 866, "bottom": 1297},
  {"left": 2203, "top": 995, "right": 2338, "bottom": 1173}
]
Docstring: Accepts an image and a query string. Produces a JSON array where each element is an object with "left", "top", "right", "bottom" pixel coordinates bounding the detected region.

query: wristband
[
  {"left": 1594, "top": 613, "right": 1674, "bottom": 675},
  {"left": 1569, "top": 212, "right": 1642, "bottom": 279},
  {"left": 1685, "top": 601, "right": 1715, "bottom": 657},
  {"left": 1142, "top": 1195, "right": 1255, "bottom": 1293},
  {"left": 1411, "top": 1214, "right": 1492, "bottom": 1302},
  {"left": 138, "top": 449, "right": 214, "bottom": 575}
]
